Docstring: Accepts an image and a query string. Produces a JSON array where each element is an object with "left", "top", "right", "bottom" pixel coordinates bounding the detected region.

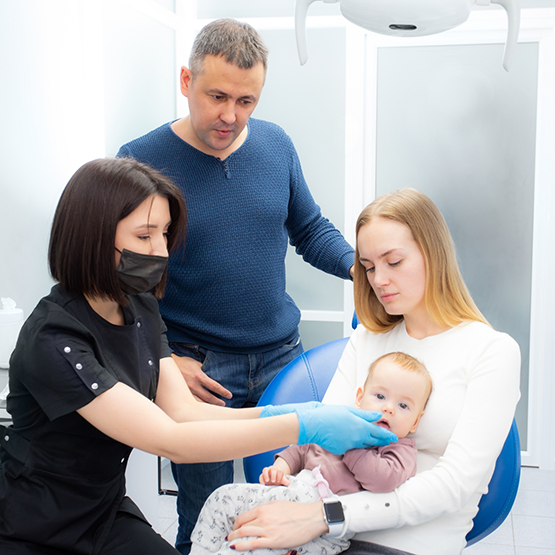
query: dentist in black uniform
[{"left": 0, "top": 157, "right": 395, "bottom": 555}]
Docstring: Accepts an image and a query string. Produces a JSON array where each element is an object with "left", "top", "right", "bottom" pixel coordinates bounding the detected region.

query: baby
[{"left": 191, "top": 351, "right": 433, "bottom": 555}]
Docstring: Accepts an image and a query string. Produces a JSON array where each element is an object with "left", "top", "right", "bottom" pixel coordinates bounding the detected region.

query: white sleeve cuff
[{"left": 342, "top": 490, "right": 400, "bottom": 535}]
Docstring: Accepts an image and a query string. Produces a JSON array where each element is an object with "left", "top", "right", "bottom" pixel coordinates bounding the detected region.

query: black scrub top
[{"left": 0, "top": 284, "right": 171, "bottom": 554}]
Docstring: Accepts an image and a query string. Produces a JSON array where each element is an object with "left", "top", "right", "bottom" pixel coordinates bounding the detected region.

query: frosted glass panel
[
  {"left": 255, "top": 27, "right": 348, "bottom": 312},
  {"left": 375, "top": 42, "right": 538, "bottom": 449},
  {"left": 0, "top": 0, "right": 87, "bottom": 317},
  {"left": 299, "top": 321, "right": 345, "bottom": 351},
  {"left": 103, "top": 1, "right": 176, "bottom": 156}
]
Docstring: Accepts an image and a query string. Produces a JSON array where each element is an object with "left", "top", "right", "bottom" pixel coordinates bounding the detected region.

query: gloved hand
[
  {"left": 296, "top": 405, "right": 398, "bottom": 455},
  {"left": 259, "top": 401, "right": 321, "bottom": 418}
]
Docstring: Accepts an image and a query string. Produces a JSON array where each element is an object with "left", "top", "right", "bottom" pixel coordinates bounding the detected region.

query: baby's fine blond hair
[{"left": 363, "top": 352, "right": 433, "bottom": 407}]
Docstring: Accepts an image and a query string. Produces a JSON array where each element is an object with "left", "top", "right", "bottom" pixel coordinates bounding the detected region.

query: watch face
[{"left": 324, "top": 501, "right": 345, "bottom": 523}]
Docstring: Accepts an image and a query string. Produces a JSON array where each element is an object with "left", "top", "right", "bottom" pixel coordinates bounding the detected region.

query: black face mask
[{"left": 116, "top": 248, "right": 168, "bottom": 295}]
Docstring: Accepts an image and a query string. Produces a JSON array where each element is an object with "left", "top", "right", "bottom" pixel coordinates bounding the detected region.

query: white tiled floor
[
  {"left": 155, "top": 465, "right": 555, "bottom": 554},
  {"left": 463, "top": 467, "right": 555, "bottom": 555}
]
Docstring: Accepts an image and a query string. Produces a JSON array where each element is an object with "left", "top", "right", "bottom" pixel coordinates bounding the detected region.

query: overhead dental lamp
[{"left": 295, "top": 0, "right": 520, "bottom": 70}]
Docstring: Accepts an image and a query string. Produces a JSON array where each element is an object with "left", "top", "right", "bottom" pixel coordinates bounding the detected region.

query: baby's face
[{"left": 356, "top": 359, "right": 429, "bottom": 439}]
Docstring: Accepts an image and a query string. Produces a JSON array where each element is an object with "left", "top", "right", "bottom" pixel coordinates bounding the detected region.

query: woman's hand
[
  {"left": 228, "top": 500, "right": 328, "bottom": 551},
  {"left": 298, "top": 405, "right": 398, "bottom": 454},
  {"left": 259, "top": 401, "right": 321, "bottom": 418}
]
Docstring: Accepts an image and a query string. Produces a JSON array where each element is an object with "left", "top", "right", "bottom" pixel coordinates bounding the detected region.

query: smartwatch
[{"left": 322, "top": 499, "right": 345, "bottom": 537}]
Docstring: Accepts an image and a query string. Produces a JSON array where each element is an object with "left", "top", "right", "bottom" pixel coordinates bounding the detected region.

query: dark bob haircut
[{"left": 49, "top": 157, "right": 187, "bottom": 305}]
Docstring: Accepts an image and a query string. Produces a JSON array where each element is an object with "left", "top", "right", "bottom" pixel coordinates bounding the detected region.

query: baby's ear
[
  {"left": 355, "top": 387, "right": 364, "bottom": 408},
  {"left": 409, "top": 411, "right": 424, "bottom": 434}
]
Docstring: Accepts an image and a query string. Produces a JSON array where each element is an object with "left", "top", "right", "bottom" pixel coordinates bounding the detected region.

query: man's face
[{"left": 181, "top": 54, "right": 265, "bottom": 157}]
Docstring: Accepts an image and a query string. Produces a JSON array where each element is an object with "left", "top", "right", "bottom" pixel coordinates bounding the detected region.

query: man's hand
[{"left": 171, "top": 353, "right": 232, "bottom": 406}]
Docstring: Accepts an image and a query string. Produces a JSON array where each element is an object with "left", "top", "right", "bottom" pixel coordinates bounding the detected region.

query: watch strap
[{"left": 322, "top": 498, "right": 345, "bottom": 537}]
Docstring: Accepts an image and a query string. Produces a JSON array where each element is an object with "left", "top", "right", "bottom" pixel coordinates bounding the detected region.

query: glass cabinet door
[{"left": 373, "top": 41, "right": 539, "bottom": 453}]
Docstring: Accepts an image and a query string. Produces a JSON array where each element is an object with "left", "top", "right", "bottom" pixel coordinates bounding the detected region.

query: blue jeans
[{"left": 169, "top": 336, "right": 304, "bottom": 555}]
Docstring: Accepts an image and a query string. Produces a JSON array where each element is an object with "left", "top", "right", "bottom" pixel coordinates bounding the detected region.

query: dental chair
[{"left": 243, "top": 336, "right": 521, "bottom": 547}]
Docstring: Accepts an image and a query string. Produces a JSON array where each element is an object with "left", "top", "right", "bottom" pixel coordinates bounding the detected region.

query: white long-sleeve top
[{"left": 322, "top": 320, "right": 521, "bottom": 555}]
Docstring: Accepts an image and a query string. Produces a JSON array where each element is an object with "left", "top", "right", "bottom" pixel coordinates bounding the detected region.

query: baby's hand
[{"left": 259, "top": 460, "right": 291, "bottom": 486}]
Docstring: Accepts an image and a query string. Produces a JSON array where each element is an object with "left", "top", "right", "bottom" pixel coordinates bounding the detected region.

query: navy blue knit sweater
[{"left": 118, "top": 118, "right": 354, "bottom": 353}]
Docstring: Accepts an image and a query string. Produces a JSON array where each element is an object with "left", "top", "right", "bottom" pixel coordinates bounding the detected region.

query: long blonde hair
[{"left": 354, "top": 188, "right": 488, "bottom": 333}]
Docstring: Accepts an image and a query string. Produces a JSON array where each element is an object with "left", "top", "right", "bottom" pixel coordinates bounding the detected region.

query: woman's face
[
  {"left": 114, "top": 195, "right": 171, "bottom": 263},
  {"left": 358, "top": 217, "right": 427, "bottom": 321}
]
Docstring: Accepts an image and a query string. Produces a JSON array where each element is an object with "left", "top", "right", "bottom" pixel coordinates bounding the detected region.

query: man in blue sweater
[{"left": 118, "top": 19, "right": 354, "bottom": 555}]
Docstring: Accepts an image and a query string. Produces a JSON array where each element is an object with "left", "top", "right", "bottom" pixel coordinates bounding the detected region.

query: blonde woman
[{"left": 228, "top": 188, "right": 520, "bottom": 555}]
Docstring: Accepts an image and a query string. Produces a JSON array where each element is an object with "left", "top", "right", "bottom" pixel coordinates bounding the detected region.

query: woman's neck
[
  {"left": 85, "top": 295, "right": 125, "bottom": 326},
  {"left": 403, "top": 312, "right": 451, "bottom": 340}
]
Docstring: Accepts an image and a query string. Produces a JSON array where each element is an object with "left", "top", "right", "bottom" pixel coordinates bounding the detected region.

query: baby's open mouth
[{"left": 376, "top": 419, "right": 390, "bottom": 429}]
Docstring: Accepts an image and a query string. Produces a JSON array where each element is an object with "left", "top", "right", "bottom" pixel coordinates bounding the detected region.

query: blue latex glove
[
  {"left": 296, "top": 405, "right": 398, "bottom": 455},
  {"left": 259, "top": 401, "right": 321, "bottom": 418}
]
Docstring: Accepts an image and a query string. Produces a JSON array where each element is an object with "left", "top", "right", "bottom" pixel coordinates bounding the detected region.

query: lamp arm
[
  {"left": 490, "top": 0, "right": 521, "bottom": 71},
  {"left": 296, "top": 0, "right": 339, "bottom": 65}
]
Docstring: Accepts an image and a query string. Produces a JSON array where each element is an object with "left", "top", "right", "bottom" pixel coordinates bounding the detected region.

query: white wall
[
  {"left": 0, "top": 0, "right": 176, "bottom": 318},
  {"left": 0, "top": 1, "right": 103, "bottom": 317}
]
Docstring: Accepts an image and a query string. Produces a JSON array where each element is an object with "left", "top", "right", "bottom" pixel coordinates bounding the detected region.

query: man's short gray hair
[{"left": 189, "top": 19, "right": 269, "bottom": 78}]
